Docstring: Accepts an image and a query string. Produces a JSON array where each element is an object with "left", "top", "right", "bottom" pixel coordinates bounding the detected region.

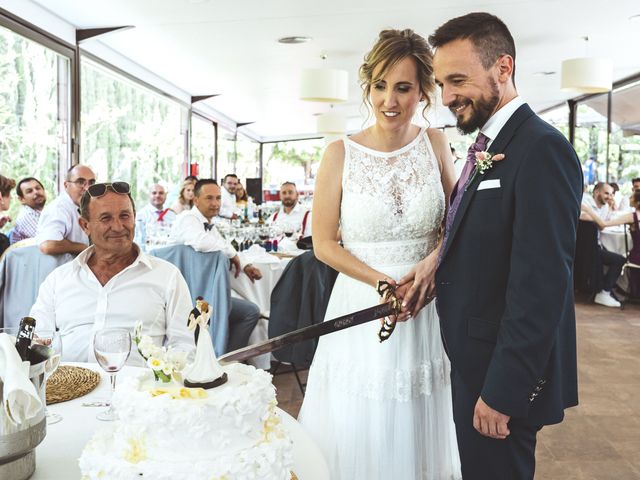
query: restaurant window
[
  {"left": 191, "top": 114, "right": 215, "bottom": 179},
  {"left": 217, "top": 127, "right": 260, "bottom": 184},
  {"left": 0, "top": 22, "right": 71, "bottom": 226},
  {"left": 573, "top": 97, "right": 609, "bottom": 185},
  {"left": 80, "top": 57, "right": 187, "bottom": 209}
]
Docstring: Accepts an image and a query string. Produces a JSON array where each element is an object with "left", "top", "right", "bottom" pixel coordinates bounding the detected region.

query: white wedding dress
[{"left": 298, "top": 128, "right": 461, "bottom": 480}]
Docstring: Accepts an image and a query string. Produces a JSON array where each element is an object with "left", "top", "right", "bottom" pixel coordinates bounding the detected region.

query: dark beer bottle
[{"left": 15, "top": 316, "right": 36, "bottom": 361}]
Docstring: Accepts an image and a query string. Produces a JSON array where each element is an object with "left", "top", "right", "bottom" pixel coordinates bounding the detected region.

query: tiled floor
[{"left": 273, "top": 296, "right": 640, "bottom": 479}]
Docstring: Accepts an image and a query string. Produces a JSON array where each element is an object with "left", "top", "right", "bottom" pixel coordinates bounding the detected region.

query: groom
[{"left": 426, "top": 12, "right": 581, "bottom": 479}]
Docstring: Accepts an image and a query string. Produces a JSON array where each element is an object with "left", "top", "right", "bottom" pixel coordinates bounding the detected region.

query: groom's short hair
[{"left": 429, "top": 12, "right": 517, "bottom": 84}]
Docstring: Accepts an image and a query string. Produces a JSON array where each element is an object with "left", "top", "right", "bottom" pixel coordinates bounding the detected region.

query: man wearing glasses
[
  {"left": 36, "top": 165, "right": 96, "bottom": 255},
  {"left": 31, "top": 181, "right": 194, "bottom": 364}
]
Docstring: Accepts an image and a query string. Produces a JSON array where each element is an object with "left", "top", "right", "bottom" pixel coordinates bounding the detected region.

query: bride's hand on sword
[{"left": 396, "top": 252, "right": 438, "bottom": 321}]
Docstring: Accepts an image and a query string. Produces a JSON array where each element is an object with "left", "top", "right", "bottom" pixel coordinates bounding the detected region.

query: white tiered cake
[{"left": 79, "top": 301, "right": 294, "bottom": 479}]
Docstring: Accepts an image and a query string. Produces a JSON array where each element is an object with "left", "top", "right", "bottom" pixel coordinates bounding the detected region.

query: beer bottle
[{"left": 15, "top": 316, "right": 36, "bottom": 361}]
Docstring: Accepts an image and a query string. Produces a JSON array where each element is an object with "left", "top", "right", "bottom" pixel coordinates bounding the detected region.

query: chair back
[
  {"left": 150, "top": 245, "right": 231, "bottom": 354},
  {"left": 268, "top": 251, "right": 338, "bottom": 366},
  {"left": 0, "top": 245, "right": 74, "bottom": 328}
]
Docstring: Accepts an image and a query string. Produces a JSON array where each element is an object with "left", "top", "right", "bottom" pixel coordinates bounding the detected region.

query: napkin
[
  {"left": 0, "top": 333, "right": 43, "bottom": 425},
  {"left": 277, "top": 237, "right": 304, "bottom": 255}
]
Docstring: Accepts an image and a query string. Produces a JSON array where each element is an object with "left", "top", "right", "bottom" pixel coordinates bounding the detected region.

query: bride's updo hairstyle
[{"left": 359, "top": 28, "right": 435, "bottom": 119}]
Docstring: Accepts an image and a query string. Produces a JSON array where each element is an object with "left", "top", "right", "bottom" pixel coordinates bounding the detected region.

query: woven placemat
[{"left": 46, "top": 365, "right": 101, "bottom": 405}]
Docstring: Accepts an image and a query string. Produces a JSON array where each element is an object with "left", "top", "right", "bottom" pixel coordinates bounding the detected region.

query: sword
[{"left": 218, "top": 301, "right": 400, "bottom": 365}]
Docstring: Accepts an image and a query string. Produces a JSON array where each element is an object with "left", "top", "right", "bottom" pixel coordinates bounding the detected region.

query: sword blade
[{"left": 218, "top": 301, "right": 396, "bottom": 365}]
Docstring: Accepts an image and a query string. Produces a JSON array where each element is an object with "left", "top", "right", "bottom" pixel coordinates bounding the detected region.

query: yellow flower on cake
[{"left": 147, "top": 356, "right": 165, "bottom": 372}]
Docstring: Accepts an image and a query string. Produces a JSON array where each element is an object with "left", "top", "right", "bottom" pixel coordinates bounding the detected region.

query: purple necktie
[{"left": 439, "top": 132, "right": 489, "bottom": 264}]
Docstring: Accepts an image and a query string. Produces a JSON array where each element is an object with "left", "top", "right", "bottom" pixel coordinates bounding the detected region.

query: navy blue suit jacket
[{"left": 436, "top": 103, "right": 582, "bottom": 425}]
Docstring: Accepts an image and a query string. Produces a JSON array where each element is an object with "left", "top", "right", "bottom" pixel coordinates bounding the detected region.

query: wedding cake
[{"left": 79, "top": 300, "right": 294, "bottom": 480}]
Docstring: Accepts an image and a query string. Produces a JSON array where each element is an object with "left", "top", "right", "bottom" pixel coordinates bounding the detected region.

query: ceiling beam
[
  {"left": 191, "top": 95, "right": 220, "bottom": 103},
  {"left": 76, "top": 26, "right": 134, "bottom": 44}
]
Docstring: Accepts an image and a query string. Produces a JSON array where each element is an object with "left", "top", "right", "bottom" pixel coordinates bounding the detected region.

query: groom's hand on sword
[
  {"left": 396, "top": 253, "right": 438, "bottom": 321},
  {"left": 474, "top": 397, "right": 511, "bottom": 440}
]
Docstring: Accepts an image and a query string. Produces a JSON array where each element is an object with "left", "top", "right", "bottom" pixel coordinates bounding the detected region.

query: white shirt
[
  {"left": 582, "top": 195, "right": 612, "bottom": 220},
  {"left": 137, "top": 203, "right": 177, "bottom": 226},
  {"left": 29, "top": 245, "right": 194, "bottom": 365},
  {"left": 35, "top": 190, "right": 88, "bottom": 246},
  {"left": 481, "top": 96, "right": 526, "bottom": 149},
  {"left": 169, "top": 207, "right": 240, "bottom": 262},
  {"left": 219, "top": 187, "right": 238, "bottom": 219},
  {"left": 268, "top": 202, "right": 313, "bottom": 237}
]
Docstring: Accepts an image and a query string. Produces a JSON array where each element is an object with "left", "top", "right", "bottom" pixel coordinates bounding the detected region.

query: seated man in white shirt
[
  {"left": 268, "top": 181, "right": 312, "bottom": 238},
  {"left": 580, "top": 182, "right": 625, "bottom": 308},
  {"left": 36, "top": 165, "right": 95, "bottom": 255},
  {"left": 218, "top": 174, "right": 240, "bottom": 220},
  {"left": 30, "top": 181, "right": 194, "bottom": 364},
  {"left": 169, "top": 179, "right": 262, "bottom": 351}
]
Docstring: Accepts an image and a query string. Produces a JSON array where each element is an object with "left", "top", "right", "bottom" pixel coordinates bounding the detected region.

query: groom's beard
[{"left": 452, "top": 77, "right": 500, "bottom": 135}]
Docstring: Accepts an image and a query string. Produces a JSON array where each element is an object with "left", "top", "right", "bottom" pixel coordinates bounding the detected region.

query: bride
[{"left": 297, "top": 29, "right": 461, "bottom": 479}]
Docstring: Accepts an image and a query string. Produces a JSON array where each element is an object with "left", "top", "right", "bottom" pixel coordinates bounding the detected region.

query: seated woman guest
[
  {"left": 0, "top": 174, "right": 16, "bottom": 254},
  {"left": 171, "top": 179, "right": 195, "bottom": 214},
  {"left": 235, "top": 181, "right": 248, "bottom": 205}
]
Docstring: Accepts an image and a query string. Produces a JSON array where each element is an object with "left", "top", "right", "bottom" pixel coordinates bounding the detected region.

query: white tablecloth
[
  {"left": 32, "top": 363, "right": 328, "bottom": 480},
  {"left": 601, "top": 226, "right": 631, "bottom": 257}
]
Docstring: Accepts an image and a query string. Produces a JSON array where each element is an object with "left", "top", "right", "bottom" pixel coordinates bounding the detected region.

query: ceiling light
[
  {"left": 561, "top": 58, "right": 612, "bottom": 93},
  {"left": 278, "top": 36, "right": 312, "bottom": 44},
  {"left": 629, "top": 14, "right": 640, "bottom": 22},
  {"left": 533, "top": 71, "right": 556, "bottom": 76},
  {"left": 317, "top": 111, "right": 346, "bottom": 135}
]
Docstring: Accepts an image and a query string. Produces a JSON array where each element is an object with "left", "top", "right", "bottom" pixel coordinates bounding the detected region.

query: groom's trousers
[{"left": 451, "top": 371, "right": 542, "bottom": 480}]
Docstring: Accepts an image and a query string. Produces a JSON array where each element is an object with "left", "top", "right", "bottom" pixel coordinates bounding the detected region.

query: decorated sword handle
[{"left": 376, "top": 280, "right": 402, "bottom": 343}]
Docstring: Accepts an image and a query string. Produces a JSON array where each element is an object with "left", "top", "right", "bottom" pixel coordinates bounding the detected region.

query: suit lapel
[{"left": 440, "top": 104, "right": 536, "bottom": 262}]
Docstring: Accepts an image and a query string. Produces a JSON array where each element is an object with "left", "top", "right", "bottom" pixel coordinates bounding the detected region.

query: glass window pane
[
  {"left": 217, "top": 127, "right": 260, "bottom": 183},
  {"left": 191, "top": 115, "right": 215, "bottom": 179},
  {"left": 574, "top": 98, "right": 608, "bottom": 184},
  {"left": 0, "top": 24, "right": 70, "bottom": 226},
  {"left": 608, "top": 81, "right": 640, "bottom": 186},
  {"left": 80, "top": 57, "right": 186, "bottom": 210}
]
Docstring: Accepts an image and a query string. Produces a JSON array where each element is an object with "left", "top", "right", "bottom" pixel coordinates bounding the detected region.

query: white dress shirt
[
  {"left": 29, "top": 245, "right": 195, "bottom": 365},
  {"left": 480, "top": 96, "right": 526, "bottom": 149},
  {"left": 219, "top": 187, "right": 238, "bottom": 219},
  {"left": 137, "top": 203, "right": 177, "bottom": 226},
  {"left": 268, "top": 202, "right": 313, "bottom": 237},
  {"left": 169, "top": 207, "right": 240, "bottom": 261},
  {"left": 35, "top": 191, "right": 88, "bottom": 246}
]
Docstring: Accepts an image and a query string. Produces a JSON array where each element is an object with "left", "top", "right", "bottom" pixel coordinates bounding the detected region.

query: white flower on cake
[{"left": 134, "top": 322, "right": 184, "bottom": 383}]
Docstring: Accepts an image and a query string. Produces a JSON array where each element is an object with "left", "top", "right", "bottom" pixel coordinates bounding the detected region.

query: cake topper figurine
[{"left": 183, "top": 298, "right": 228, "bottom": 389}]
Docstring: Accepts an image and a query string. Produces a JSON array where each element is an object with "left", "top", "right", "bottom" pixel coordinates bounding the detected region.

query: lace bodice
[{"left": 340, "top": 129, "right": 444, "bottom": 266}]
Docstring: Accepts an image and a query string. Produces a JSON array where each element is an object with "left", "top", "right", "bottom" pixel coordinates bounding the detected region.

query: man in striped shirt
[{"left": 12, "top": 177, "right": 47, "bottom": 243}]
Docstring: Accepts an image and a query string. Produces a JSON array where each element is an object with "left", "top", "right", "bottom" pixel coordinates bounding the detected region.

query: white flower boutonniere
[{"left": 467, "top": 151, "right": 506, "bottom": 188}]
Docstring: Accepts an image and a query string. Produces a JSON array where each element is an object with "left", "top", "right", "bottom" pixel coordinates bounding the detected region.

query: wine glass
[
  {"left": 93, "top": 328, "right": 131, "bottom": 421},
  {"left": 33, "top": 329, "right": 63, "bottom": 425}
]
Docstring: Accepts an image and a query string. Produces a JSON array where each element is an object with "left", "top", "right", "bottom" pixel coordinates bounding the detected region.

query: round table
[
  {"left": 32, "top": 363, "right": 328, "bottom": 480},
  {"left": 601, "top": 225, "right": 631, "bottom": 257}
]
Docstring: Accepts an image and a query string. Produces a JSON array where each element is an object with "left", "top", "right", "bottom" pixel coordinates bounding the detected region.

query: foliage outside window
[
  {"left": 217, "top": 127, "right": 260, "bottom": 184},
  {"left": 80, "top": 57, "right": 186, "bottom": 209},
  {"left": 261, "top": 138, "right": 325, "bottom": 191},
  {"left": 190, "top": 114, "right": 215, "bottom": 179},
  {"left": 0, "top": 24, "right": 69, "bottom": 227}
]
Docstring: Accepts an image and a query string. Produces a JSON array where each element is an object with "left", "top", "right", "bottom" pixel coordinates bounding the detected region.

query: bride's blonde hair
[{"left": 359, "top": 28, "right": 435, "bottom": 120}]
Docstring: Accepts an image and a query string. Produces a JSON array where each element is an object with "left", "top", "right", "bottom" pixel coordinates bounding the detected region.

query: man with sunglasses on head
[
  {"left": 36, "top": 164, "right": 96, "bottom": 255},
  {"left": 30, "top": 181, "right": 194, "bottom": 364}
]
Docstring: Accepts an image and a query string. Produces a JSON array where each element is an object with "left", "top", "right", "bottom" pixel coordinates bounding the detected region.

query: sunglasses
[{"left": 87, "top": 182, "right": 131, "bottom": 198}]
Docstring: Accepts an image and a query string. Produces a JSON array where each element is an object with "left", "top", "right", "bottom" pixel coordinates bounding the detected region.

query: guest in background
[
  {"left": 171, "top": 179, "right": 196, "bottom": 214},
  {"left": 582, "top": 182, "right": 613, "bottom": 221},
  {"left": 235, "top": 181, "right": 249, "bottom": 205},
  {"left": 36, "top": 165, "right": 95, "bottom": 255},
  {"left": 582, "top": 191, "right": 640, "bottom": 297},
  {"left": 185, "top": 175, "right": 199, "bottom": 183},
  {"left": 268, "top": 181, "right": 312, "bottom": 238},
  {"left": 11, "top": 177, "right": 47, "bottom": 243},
  {"left": 609, "top": 182, "right": 620, "bottom": 213},
  {"left": 136, "top": 183, "right": 177, "bottom": 231},
  {"left": 219, "top": 174, "right": 239, "bottom": 220},
  {"left": 169, "top": 179, "right": 262, "bottom": 351},
  {"left": 620, "top": 177, "right": 640, "bottom": 212},
  {"left": 30, "top": 181, "right": 194, "bottom": 364},
  {"left": 0, "top": 174, "right": 16, "bottom": 255}
]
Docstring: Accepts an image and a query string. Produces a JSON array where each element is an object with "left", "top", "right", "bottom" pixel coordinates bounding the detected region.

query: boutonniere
[{"left": 467, "top": 151, "right": 506, "bottom": 188}]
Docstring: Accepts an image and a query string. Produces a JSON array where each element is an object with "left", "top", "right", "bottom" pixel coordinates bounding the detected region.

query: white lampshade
[
  {"left": 300, "top": 68, "right": 348, "bottom": 103},
  {"left": 561, "top": 57, "right": 613, "bottom": 93},
  {"left": 317, "top": 111, "right": 346, "bottom": 135}
]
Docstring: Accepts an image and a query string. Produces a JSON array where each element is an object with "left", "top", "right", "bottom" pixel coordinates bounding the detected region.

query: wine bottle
[
  {"left": 230, "top": 238, "right": 239, "bottom": 251},
  {"left": 15, "top": 316, "right": 36, "bottom": 361},
  {"left": 258, "top": 210, "right": 265, "bottom": 226}
]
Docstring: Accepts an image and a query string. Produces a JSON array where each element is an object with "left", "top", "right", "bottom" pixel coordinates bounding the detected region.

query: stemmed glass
[
  {"left": 93, "top": 328, "right": 131, "bottom": 421},
  {"left": 33, "top": 329, "right": 63, "bottom": 425}
]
